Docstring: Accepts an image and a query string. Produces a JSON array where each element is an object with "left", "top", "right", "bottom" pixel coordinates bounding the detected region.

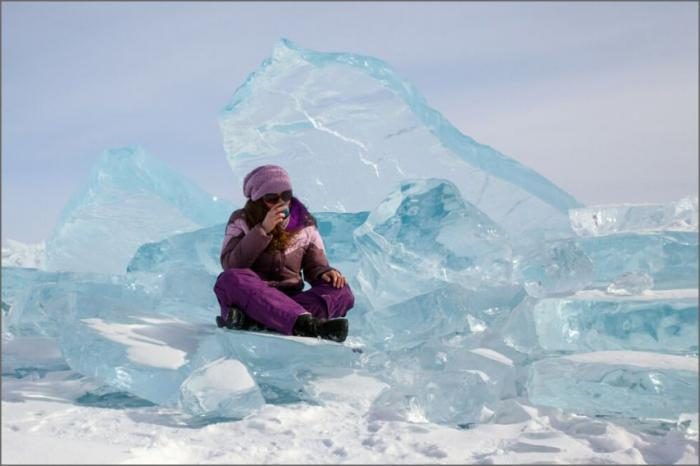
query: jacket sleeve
[
  {"left": 301, "top": 227, "right": 334, "bottom": 283},
  {"left": 220, "top": 221, "right": 272, "bottom": 270}
]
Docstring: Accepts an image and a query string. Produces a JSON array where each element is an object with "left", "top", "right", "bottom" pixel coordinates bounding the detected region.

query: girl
[{"left": 213, "top": 165, "right": 354, "bottom": 342}]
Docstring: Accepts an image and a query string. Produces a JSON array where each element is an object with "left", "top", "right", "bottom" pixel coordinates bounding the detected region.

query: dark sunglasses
[{"left": 262, "top": 190, "right": 292, "bottom": 204}]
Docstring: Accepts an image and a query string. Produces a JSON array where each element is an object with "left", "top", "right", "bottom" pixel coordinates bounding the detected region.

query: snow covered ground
[{"left": 2, "top": 369, "right": 697, "bottom": 464}]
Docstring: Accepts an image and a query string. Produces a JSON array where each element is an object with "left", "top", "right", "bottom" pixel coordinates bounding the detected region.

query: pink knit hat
[{"left": 242, "top": 165, "right": 293, "bottom": 201}]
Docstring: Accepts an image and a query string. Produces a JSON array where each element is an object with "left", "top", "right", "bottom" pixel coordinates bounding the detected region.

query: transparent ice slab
[
  {"left": 219, "top": 39, "right": 580, "bottom": 238},
  {"left": 580, "top": 231, "right": 698, "bottom": 290},
  {"left": 500, "top": 289, "right": 698, "bottom": 355},
  {"left": 45, "top": 146, "right": 232, "bottom": 274},
  {"left": 528, "top": 351, "right": 698, "bottom": 420}
]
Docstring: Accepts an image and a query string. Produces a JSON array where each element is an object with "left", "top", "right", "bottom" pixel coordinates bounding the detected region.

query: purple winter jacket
[{"left": 220, "top": 197, "right": 334, "bottom": 292}]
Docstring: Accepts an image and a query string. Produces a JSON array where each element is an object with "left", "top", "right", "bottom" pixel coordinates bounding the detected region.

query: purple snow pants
[{"left": 213, "top": 268, "right": 355, "bottom": 335}]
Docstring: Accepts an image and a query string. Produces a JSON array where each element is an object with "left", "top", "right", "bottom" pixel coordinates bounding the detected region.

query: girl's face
[{"left": 262, "top": 190, "right": 292, "bottom": 211}]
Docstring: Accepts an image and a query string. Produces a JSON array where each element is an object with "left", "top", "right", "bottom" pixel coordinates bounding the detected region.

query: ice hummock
[
  {"left": 45, "top": 146, "right": 233, "bottom": 275},
  {"left": 2, "top": 265, "right": 359, "bottom": 415},
  {"left": 219, "top": 39, "right": 581, "bottom": 239},
  {"left": 3, "top": 40, "right": 698, "bottom": 434}
]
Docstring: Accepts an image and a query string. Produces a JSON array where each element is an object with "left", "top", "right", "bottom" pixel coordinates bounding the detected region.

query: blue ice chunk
[
  {"left": 59, "top": 305, "right": 359, "bottom": 409},
  {"left": 580, "top": 232, "right": 698, "bottom": 290},
  {"left": 211, "top": 331, "right": 359, "bottom": 403},
  {"left": 499, "top": 290, "right": 698, "bottom": 355},
  {"left": 354, "top": 178, "right": 512, "bottom": 310},
  {"left": 126, "top": 224, "right": 226, "bottom": 321},
  {"left": 178, "top": 358, "right": 265, "bottom": 419},
  {"left": 58, "top": 311, "right": 218, "bottom": 406},
  {"left": 1, "top": 266, "right": 159, "bottom": 338},
  {"left": 127, "top": 224, "right": 225, "bottom": 276},
  {"left": 41, "top": 271, "right": 360, "bottom": 412},
  {"left": 360, "top": 282, "right": 523, "bottom": 427},
  {"left": 528, "top": 351, "right": 698, "bottom": 420},
  {"left": 314, "top": 211, "right": 369, "bottom": 280},
  {"left": 370, "top": 346, "right": 516, "bottom": 426},
  {"left": 45, "top": 146, "right": 233, "bottom": 274},
  {"left": 360, "top": 282, "right": 523, "bottom": 353},
  {"left": 569, "top": 195, "right": 698, "bottom": 237},
  {"left": 219, "top": 39, "right": 580, "bottom": 238},
  {"left": 514, "top": 239, "right": 594, "bottom": 298}
]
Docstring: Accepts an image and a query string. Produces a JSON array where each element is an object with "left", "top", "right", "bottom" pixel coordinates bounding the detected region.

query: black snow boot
[
  {"left": 292, "top": 314, "right": 349, "bottom": 343},
  {"left": 216, "top": 306, "right": 262, "bottom": 331}
]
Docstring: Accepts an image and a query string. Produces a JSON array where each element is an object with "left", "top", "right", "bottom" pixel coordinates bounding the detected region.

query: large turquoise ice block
[
  {"left": 500, "top": 289, "right": 698, "bottom": 355},
  {"left": 528, "top": 351, "right": 698, "bottom": 420},
  {"left": 360, "top": 282, "right": 523, "bottom": 353},
  {"left": 354, "top": 178, "right": 512, "bottom": 310},
  {"left": 580, "top": 231, "right": 698, "bottom": 290},
  {"left": 1, "top": 266, "right": 159, "bottom": 338},
  {"left": 314, "top": 211, "right": 369, "bottom": 280},
  {"left": 127, "top": 224, "right": 226, "bottom": 276},
  {"left": 57, "top": 297, "right": 360, "bottom": 414},
  {"left": 45, "top": 146, "right": 233, "bottom": 274},
  {"left": 219, "top": 39, "right": 580, "bottom": 238}
]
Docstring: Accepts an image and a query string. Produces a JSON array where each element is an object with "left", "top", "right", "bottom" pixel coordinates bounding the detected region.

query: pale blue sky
[{"left": 2, "top": 1, "right": 698, "bottom": 244}]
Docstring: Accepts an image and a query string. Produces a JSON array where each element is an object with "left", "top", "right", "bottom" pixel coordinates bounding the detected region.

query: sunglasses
[{"left": 262, "top": 190, "right": 293, "bottom": 204}]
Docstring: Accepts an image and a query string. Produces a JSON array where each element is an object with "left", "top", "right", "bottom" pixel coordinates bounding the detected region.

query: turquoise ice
[
  {"left": 370, "top": 346, "right": 517, "bottom": 426},
  {"left": 499, "top": 290, "right": 698, "bottom": 356},
  {"left": 580, "top": 231, "right": 698, "bottom": 290},
  {"left": 219, "top": 39, "right": 581, "bottom": 239},
  {"left": 528, "top": 351, "right": 698, "bottom": 420},
  {"left": 45, "top": 146, "right": 233, "bottom": 275},
  {"left": 513, "top": 239, "right": 593, "bottom": 298},
  {"left": 354, "top": 178, "right": 512, "bottom": 310}
]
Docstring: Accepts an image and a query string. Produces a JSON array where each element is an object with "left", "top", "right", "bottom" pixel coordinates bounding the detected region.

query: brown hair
[{"left": 241, "top": 198, "right": 315, "bottom": 252}]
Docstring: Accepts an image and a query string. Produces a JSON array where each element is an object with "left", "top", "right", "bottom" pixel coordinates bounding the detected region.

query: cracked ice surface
[{"left": 219, "top": 39, "right": 581, "bottom": 240}]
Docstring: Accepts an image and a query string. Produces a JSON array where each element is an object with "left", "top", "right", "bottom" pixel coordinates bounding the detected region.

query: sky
[{"left": 2, "top": 1, "right": 698, "bottom": 244}]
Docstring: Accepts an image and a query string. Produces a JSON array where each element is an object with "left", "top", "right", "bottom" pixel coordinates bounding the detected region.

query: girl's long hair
[{"left": 241, "top": 197, "right": 316, "bottom": 252}]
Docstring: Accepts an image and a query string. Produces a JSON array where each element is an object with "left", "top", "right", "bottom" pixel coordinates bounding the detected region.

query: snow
[
  {"left": 2, "top": 370, "right": 697, "bottom": 464},
  {"left": 81, "top": 318, "right": 189, "bottom": 370}
]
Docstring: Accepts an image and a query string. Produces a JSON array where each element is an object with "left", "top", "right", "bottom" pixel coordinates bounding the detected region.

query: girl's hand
[
  {"left": 321, "top": 269, "right": 346, "bottom": 288},
  {"left": 261, "top": 204, "right": 287, "bottom": 234}
]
